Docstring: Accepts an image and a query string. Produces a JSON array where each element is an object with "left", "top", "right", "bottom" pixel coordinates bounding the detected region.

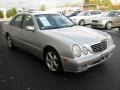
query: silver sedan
[
  {"left": 91, "top": 11, "right": 120, "bottom": 30},
  {"left": 2, "top": 11, "right": 115, "bottom": 73}
]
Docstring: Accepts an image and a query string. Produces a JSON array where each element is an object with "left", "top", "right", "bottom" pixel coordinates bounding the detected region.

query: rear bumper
[{"left": 61, "top": 45, "right": 115, "bottom": 73}]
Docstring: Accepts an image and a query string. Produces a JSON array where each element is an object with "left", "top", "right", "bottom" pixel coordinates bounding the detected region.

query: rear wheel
[
  {"left": 105, "top": 22, "right": 112, "bottom": 30},
  {"left": 79, "top": 20, "right": 85, "bottom": 26},
  {"left": 44, "top": 48, "right": 63, "bottom": 72},
  {"left": 118, "top": 28, "right": 120, "bottom": 33},
  {"left": 6, "top": 34, "right": 15, "bottom": 49}
]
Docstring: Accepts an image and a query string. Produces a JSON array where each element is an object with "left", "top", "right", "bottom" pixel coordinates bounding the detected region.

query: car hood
[
  {"left": 93, "top": 16, "right": 114, "bottom": 21},
  {"left": 46, "top": 26, "right": 108, "bottom": 45}
]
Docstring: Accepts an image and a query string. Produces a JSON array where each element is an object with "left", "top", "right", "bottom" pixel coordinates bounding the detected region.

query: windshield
[
  {"left": 77, "top": 11, "right": 90, "bottom": 16},
  {"left": 35, "top": 14, "right": 74, "bottom": 30},
  {"left": 103, "top": 11, "right": 118, "bottom": 17}
]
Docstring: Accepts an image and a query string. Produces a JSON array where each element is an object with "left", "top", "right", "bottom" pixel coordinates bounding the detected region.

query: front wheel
[
  {"left": 45, "top": 48, "right": 63, "bottom": 72},
  {"left": 79, "top": 20, "right": 85, "bottom": 26},
  {"left": 105, "top": 22, "right": 112, "bottom": 30},
  {"left": 6, "top": 35, "right": 15, "bottom": 49}
]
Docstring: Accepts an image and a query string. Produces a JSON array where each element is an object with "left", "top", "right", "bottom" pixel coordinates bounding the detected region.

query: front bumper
[
  {"left": 90, "top": 23, "right": 106, "bottom": 28},
  {"left": 61, "top": 45, "right": 115, "bottom": 73}
]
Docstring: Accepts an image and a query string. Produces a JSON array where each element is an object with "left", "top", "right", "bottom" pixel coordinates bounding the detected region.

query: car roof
[
  {"left": 110, "top": 10, "right": 120, "bottom": 12},
  {"left": 18, "top": 11, "right": 60, "bottom": 16},
  {"left": 85, "top": 10, "right": 101, "bottom": 11}
]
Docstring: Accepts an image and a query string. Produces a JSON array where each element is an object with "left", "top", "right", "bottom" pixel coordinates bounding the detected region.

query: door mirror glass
[
  {"left": 117, "top": 15, "right": 120, "bottom": 17},
  {"left": 25, "top": 26, "right": 34, "bottom": 31}
]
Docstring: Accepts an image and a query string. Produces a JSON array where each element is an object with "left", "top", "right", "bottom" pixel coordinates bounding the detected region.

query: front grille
[{"left": 91, "top": 41, "right": 107, "bottom": 53}]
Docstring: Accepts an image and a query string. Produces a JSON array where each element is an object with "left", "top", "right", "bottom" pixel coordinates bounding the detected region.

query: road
[{"left": 0, "top": 22, "right": 120, "bottom": 90}]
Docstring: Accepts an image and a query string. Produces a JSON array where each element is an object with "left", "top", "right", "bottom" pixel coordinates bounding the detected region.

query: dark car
[{"left": 66, "top": 10, "right": 82, "bottom": 18}]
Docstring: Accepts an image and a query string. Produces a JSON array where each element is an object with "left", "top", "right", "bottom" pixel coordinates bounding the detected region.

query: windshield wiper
[{"left": 41, "top": 27, "right": 60, "bottom": 30}]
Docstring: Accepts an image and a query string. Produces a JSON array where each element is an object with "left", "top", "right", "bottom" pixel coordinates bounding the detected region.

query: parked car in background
[
  {"left": 70, "top": 10, "right": 102, "bottom": 26},
  {"left": 66, "top": 10, "right": 82, "bottom": 18},
  {"left": 90, "top": 11, "right": 120, "bottom": 30},
  {"left": 2, "top": 11, "right": 115, "bottom": 73}
]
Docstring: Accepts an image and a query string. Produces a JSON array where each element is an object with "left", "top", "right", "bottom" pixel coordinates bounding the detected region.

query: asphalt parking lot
[{"left": 0, "top": 21, "right": 120, "bottom": 90}]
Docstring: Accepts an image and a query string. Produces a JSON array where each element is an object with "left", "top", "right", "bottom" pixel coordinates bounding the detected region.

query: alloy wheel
[{"left": 45, "top": 51, "right": 59, "bottom": 72}]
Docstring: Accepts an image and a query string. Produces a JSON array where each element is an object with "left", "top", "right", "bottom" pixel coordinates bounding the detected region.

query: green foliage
[
  {"left": 112, "top": 4, "right": 120, "bottom": 10},
  {"left": 88, "top": 0, "right": 112, "bottom": 10},
  {"left": 0, "top": 10, "right": 4, "bottom": 18},
  {"left": 11, "top": 8, "right": 17, "bottom": 17},
  {"left": 84, "top": 0, "right": 89, "bottom": 3},
  {"left": 6, "top": 9, "right": 11, "bottom": 18},
  {"left": 6, "top": 8, "right": 17, "bottom": 18},
  {"left": 40, "top": 4, "right": 46, "bottom": 11}
]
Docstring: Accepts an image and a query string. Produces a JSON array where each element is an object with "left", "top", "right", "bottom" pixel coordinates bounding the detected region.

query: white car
[{"left": 70, "top": 10, "right": 102, "bottom": 26}]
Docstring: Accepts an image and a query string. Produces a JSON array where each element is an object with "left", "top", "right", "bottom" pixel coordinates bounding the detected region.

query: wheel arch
[
  {"left": 43, "top": 45, "right": 60, "bottom": 59},
  {"left": 5, "top": 32, "right": 9, "bottom": 38},
  {"left": 105, "top": 21, "right": 112, "bottom": 29},
  {"left": 79, "top": 19, "right": 85, "bottom": 25}
]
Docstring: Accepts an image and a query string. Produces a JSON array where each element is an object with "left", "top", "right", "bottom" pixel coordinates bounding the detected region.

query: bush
[
  {"left": 0, "top": 10, "right": 4, "bottom": 18},
  {"left": 11, "top": 8, "right": 17, "bottom": 17},
  {"left": 40, "top": 4, "right": 46, "bottom": 11},
  {"left": 6, "top": 8, "right": 17, "bottom": 18},
  {"left": 6, "top": 9, "right": 11, "bottom": 18}
]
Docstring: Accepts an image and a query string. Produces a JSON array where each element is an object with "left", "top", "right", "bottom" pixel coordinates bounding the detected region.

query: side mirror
[
  {"left": 25, "top": 26, "right": 35, "bottom": 31},
  {"left": 117, "top": 15, "right": 120, "bottom": 17}
]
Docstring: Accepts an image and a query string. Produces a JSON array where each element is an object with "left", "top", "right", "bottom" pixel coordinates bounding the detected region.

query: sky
[
  {"left": 0, "top": 0, "right": 82, "bottom": 9},
  {"left": 0, "top": 0, "right": 119, "bottom": 9}
]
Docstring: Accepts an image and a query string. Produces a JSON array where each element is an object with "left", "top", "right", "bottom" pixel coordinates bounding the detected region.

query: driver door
[{"left": 20, "top": 15, "right": 43, "bottom": 57}]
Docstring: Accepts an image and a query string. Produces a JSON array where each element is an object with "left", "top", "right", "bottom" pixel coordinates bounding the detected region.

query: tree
[
  {"left": 84, "top": 0, "right": 90, "bottom": 4},
  {"left": 89, "top": 0, "right": 100, "bottom": 5},
  {"left": 6, "top": 9, "right": 11, "bottom": 18},
  {"left": 88, "top": 0, "right": 112, "bottom": 10},
  {"left": 0, "top": 10, "right": 4, "bottom": 18},
  {"left": 6, "top": 8, "right": 17, "bottom": 18},
  {"left": 40, "top": 4, "right": 46, "bottom": 11},
  {"left": 11, "top": 8, "right": 17, "bottom": 17}
]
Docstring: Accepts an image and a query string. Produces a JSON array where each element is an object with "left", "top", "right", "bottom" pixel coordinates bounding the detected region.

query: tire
[
  {"left": 6, "top": 34, "right": 15, "bottom": 49},
  {"left": 105, "top": 22, "right": 112, "bottom": 30},
  {"left": 79, "top": 20, "right": 85, "bottom": 26},
  {"left": 44, "top": 48, "right": 63, "bottom": 73},
  {"left": 119, "top": 28, "right": 120, "bottom": 33}
]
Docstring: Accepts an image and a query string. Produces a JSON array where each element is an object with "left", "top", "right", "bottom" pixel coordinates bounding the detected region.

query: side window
[
  {"left": 117, "top": 12, "right": 120, "bottom": 16},
  {"left": 22, "top": 15, "right": 34, "bottom": 29},
  {"left": 95, "top": 11, "right": 101, "bottom": 14},
  {"left": 10, "top": 15, "right": 23, "bottom": 28},
  {"left": 91, "top": 11, "right": 95, "bottom": 15}
]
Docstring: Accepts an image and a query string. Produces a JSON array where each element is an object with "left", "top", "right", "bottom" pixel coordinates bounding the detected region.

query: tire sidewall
[
  {"left": 44, "top": 48, "right": 63, "bottom": 73},
  {"left": 6, "top": 35, "right": 15, "bottom": 49},
  {"left": 79, "top": 20, "right": 85, "bottom": 26},
  {"left": 106, "top": 22, "right": 112, "bottom": 30}
]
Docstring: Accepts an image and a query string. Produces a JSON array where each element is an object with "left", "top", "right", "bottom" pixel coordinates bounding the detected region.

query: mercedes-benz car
[
  {"left": 2, "top": 11, "right": 115, "bottom": 73},
  {"left": 90, "top": 11, "right": 120, "bottom": 30},
  {"left": 70, "top": 10, "right": 102, "bottom": 26}
]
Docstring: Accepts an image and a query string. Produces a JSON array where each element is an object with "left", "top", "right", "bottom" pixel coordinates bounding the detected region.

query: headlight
[
  {"left": 82, "top": 47, "right": 88, "bottom": 55},
  {"left": 108, "top": 38, "right": 113, "bottom": 46},
  {"left": 72, "top": 45, "right": 81, "bottom": 57},
  {"left": 107, "top": 36, "right": 113, "bottom": 46}
]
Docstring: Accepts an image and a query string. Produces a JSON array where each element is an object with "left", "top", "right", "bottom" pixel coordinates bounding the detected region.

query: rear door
[
  {"left": 112, "top": 12, "right": 120, "bottom": 27},
  {"left": 116, "top": 12, "right": 120, "bottom": 26},
  {"left": 9, "top": 15, "right": 24, "bottom": 44}
]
